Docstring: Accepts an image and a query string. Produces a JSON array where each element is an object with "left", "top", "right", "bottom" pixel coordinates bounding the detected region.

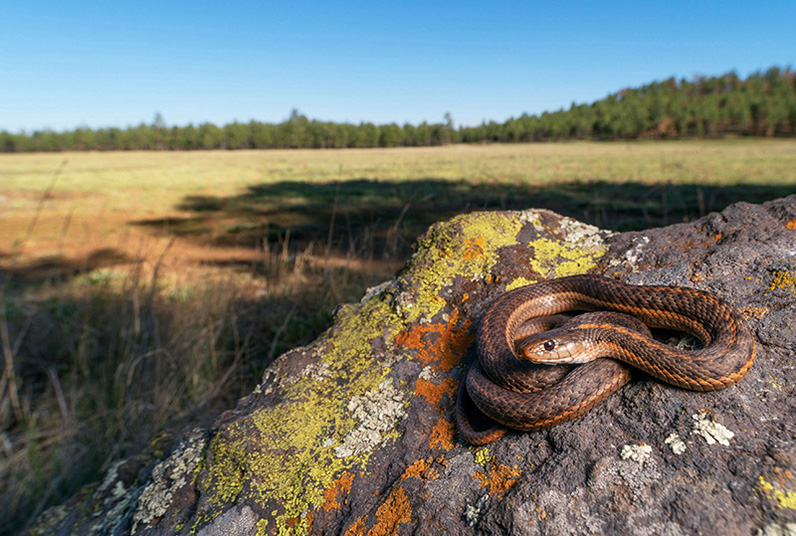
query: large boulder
[{"left": 30, "top": 195, "right": 796, "bottom": 536}]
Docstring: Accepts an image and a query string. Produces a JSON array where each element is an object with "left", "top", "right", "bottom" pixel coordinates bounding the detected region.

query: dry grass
[{"left": 1, "top": 140, "right": 796, "bottom": 534}]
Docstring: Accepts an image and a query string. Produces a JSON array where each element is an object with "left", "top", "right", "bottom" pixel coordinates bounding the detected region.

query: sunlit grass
[{"left": 1, "top": 139, "right": 795, "bottom": 533}]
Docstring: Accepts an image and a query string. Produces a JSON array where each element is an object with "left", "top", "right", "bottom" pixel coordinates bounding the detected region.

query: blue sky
[{"left": 2, "top": 2, "right": 795, "bottom": 133}]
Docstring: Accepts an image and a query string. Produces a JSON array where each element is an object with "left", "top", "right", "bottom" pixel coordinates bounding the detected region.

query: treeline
[
  {"left": 2, "top": 67, "right": 795, "bottom": 153},
  {"left": 461, "top": 66, "right": 796, "bottom": 143},
  {"left": 0, "top": 111, "right": 458, "bottom": 152}
]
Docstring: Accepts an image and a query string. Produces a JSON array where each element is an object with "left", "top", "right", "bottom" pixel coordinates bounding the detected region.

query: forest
[{"left": 2, "top": 67, "right": 795, "bottom": 153}]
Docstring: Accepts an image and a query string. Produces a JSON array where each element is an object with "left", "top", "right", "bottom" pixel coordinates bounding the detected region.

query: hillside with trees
[{"left": 2, "top": 67, "right": 794, "bottom": 153}]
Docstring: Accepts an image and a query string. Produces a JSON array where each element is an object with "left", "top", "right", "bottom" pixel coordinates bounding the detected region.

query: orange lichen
[
  {"left": 399, "top": 457, "right": 442, "bottom": 482},
  {"left": 340, "top": 486, "right": 413, "bottom": 535},
  {"left": 371, "top": 486, "right": 412, "bottom": 536},
  {"left": 414, "top": 377, "right": 458, "bottom": 407},
  {"left": 429, "top": 416, "right": 456, "bottom": 450},
  {"left": 394, "top": 307, "right": 474, "bottom": 373},
  {"left": 401, "top": 459, "right": 431, "bottom": 481},
  {"left": 474, "top": 461, "right": 522, "bottom": 499},
  {"left": 462, "top": 235, "right": 486, "bottom": 261},
  {"left": 343, "top": 517, "right": 366, "bottom": 536},
  {"left": 322, "top": 471, "right": 355, "bottom": 512},
  {"left": 394, "top": 297, "right": 474, "bottom": 451},
  {"left": 739, "top": 306, "right": 769, "bottom": 319},
  {"left": 785, "top": 219, "right": 796, "bottom": 230}
]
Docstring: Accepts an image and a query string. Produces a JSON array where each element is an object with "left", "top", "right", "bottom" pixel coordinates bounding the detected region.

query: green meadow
[{"left": 1, "top": 139, "right": 796, "bottom": 532}]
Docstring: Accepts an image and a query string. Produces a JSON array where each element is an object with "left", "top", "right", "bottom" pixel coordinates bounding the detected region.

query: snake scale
[{"left": 456, "top": 274, "right": 756, "bottom": 445}]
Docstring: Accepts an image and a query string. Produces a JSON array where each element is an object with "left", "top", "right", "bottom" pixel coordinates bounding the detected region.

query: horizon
[
  {"left": 2, "top": 65, "right": 792, "bottom": 136},
  {"left": 3, "top": 2, "right": 795, "bottom": 134}
]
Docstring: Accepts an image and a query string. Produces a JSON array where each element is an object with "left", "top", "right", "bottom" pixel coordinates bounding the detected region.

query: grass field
[{"left": 2, "top": 139, "right": 796, "bottom": 533}]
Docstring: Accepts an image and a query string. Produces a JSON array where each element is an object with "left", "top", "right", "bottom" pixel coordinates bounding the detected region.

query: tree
[{"left": 3, "top": 66, "right": 796, "bottom": 154}]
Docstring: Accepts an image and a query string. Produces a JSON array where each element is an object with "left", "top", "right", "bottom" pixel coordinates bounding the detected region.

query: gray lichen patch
[
  {"left": 84, "top": 460, "right": 139, "bottom": 535},
  {"left": 301, "top": 361, "right": 332, "bottom": 381},
  {"left": 517, "top": 208, "right": 612, "bottom": 246},
  {"left": 334, "top": 379, "right": 407, "bottom": 458},
  {"left": 587, "top": 455, "right": 663, "bottom": 505},
  {"left": 557, "top": 214, "right": 614, "bottom": 249},
  {"left": 758, "top": 522, "right": 796, "bottom": 536},
  {"left": 621, "top": 443, "right": 654, "bottom": 464},
  {"left": 664, "top": 432, "right": 687, "bottom": 455},
  {"left": 465, "top": 494, "right": 490, "bottom": 527},
  {"left": 131, "top": 429, "right": 207, "bottom": 533},
  {"left": 360, "top": 280, "right": 393, "bottom": 303},
  {"left": 608, "top": 235, "right": 651, "bottom": 268},
  {"left": 195, "top": 505, "right": 258, "bottom": 536},
  {"left": 95, "top": 460, "right": 124, "bottom": 494},
  {"left": 691, "top": 413, "right": 735, "bottom": 446},
  {"left": 27, "top": 505, "right": 69, "bottom": 536}
]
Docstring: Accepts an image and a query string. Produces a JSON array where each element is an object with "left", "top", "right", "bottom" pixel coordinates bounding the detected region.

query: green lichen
[
  {"left": 201, "top": 296, "right": 404, "bottom": 536},
  {"left": 400, "top": 212, "right": 527, "bottom": 321},
  {"left": 506, "top": 276, "right": 537, "bottom": 291},
  {"left": 527, "top": 236, "right": 605, "bottom": 278},
  {"left": 195, "top": 210, "right": 608, "bottom": 535}
]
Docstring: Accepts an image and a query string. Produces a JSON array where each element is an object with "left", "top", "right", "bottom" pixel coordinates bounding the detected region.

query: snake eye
[{"left": 543, "top": 339, "right": 556, "bottom": 352}]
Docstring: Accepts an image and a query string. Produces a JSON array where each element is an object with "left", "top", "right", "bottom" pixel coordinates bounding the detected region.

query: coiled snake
[{"left": 456, "top": 274, "right": 756, "bottom": 445}]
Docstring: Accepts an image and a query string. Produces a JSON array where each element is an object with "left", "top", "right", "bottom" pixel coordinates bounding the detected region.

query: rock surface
[{"left": 29, "top": 196, "right": 796, "bottom": 536}]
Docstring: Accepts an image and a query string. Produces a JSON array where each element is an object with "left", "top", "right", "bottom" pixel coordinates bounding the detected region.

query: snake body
[{"left": 456, "top": 274, "right": 756, "bottom": 445}]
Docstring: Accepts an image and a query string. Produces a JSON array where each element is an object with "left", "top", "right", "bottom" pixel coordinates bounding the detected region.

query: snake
[{"left": 456, "top": 274, "right": 756, "bottom": 445}]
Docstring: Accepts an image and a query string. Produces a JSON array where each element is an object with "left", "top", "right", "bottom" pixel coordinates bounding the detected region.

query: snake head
[
  {"left": 520, "top": 330, "right": 590, "bottom": 364},
  {"left": 520, "top": 311, "right": 654, "bottom": 364}
]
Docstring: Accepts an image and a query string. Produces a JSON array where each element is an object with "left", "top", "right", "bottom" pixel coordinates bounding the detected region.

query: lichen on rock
[
  {"left": 132, "top": 429, "right": 208, "bottom": 532},
  {"left": 28, "top": 196, "right": 796, "bottom": 535},
  {"left": 334, "top": 379, "right": 407, "bottom": 458}
]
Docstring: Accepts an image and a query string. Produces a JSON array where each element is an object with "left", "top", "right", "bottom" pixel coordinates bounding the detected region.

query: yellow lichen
[
  {"left": 506, "top": 276, "right": 537, "bottom": 291},
  {"left": 196, "top": 210, "right": 606, "bottom": 534},
  {"left": 527, "top": 236, "right": 605, "bottom": 279},
  {"left": 474, "top": 448, "right": 492, "bottom": 468},
  {"left": 769, "top": 270, "right": 796, "bottom": 294},
  {"left": 201, "top": 297, "right": 403, "bottom": 535},
  {"left": 759, "top": 474, "right": 796, "bottom": 510},
  {"left": 403, "top": 212, "right": 526, "bottom": 321}
]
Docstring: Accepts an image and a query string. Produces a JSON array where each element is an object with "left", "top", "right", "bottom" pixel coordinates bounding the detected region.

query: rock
[{"left": 28, "top": 196, "right": 796, "bottom": 536}]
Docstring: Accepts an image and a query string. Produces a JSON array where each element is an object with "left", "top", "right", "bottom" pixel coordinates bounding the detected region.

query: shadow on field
[
  {"left": 2, "top": 177, "right": 794, "bottom": 534},
  {"left": 0, "top": 257, "right": 365, "bottom": 534},
  {"left": 136, "top": 178, "right": 796, "bottom": 261},
  {"left": 0, "top": 247, "right": 131, "bottom": 284}
]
